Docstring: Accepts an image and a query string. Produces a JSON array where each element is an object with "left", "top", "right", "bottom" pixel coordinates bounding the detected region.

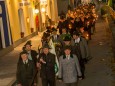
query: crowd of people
[{"left": 16, "top": 3, "right": 98, "bottom": 86}]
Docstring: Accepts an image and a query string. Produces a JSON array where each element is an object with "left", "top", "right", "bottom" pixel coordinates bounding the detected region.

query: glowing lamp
[
  {"left": 41, "top": 8, "right": 46, "bottom": 12},
  {"left": 34, "top": 9, "right": 39, "bottom": 14}
]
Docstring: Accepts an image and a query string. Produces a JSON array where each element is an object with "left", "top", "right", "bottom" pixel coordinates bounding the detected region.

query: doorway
[{"left": 18, "top": 8, "right": 26, "bottom": 33}]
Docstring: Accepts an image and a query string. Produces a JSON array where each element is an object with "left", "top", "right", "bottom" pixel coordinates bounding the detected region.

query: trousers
[
  {"left": 42, "top": 78, "right": 56, "bottom": 86},
  {"left": 65, "top": 82, "right": 77, "bottom": 86}
]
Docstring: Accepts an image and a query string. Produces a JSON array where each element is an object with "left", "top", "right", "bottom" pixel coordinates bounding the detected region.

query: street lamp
[
  {"left": 34, "top": 9, "right": 39, "bottom": 14},
  {"left": 41, "top": 8, "right": 46, "bottom": 12}
]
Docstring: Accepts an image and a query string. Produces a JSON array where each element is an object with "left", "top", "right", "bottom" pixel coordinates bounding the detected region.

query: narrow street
[
  {"left": 0, "top": 0, "right": 115, "bottom": 86},
  {"left": 0, "top": 17, "right": 114, "bottom": 86},
  {"left": 78, "top": 19, "right": 113, "bottom": 86},
  {"left": 0, "top": 1, "right": 115, "bottom": 86}
]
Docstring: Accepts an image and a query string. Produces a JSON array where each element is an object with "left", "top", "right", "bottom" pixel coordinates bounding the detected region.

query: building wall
[
  {"left": 57, "top": 0, "right": 69, "bottom": 16},
  {"left": 0, "top": 0, "right": 12, "bottom": 49},
  {"left": 6, "top": 0, "right": 37, "bottom": 42},
  {"left": 50, "top": 0, "right": 58, "bottom": 22},
  {"left": 6, "top": 0, "right": 21, "bottom": 42}
]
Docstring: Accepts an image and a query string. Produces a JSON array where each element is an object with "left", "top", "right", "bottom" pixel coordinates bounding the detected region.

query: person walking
[
  {"left": 58, "top": 46, "right": 82, "bottom": 86},
  {"left": 71, "top": 31, "right": 90, "bottom": 79},
  {"left": 16, "top": 51, "right": 37, "bottom": 86},
  {"left": 21, "top": 41, "right": 38, "bottom": 67},
  {"left": 37, "top": 44, "right": 56, "bottom": 86}
]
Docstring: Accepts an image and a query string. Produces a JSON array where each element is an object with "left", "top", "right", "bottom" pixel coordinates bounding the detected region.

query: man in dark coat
[
  {"left": 66, "top": 17, "right": 78, "bottom": 35},
  {"left": 71, "top": 31, "right": 90, "bottom": 79},
  {"left": 22, "top": 41, "right": 38, "bottom": 67},
  {"left": 16, "top": 51, "right": 37, "bottom": 86},
  {"left": 51, "top": 28, "right": 60, "bottom": 43},
  {"left": 57, "top": 16, "right": 66, "bottom": 34},
  {"left": 84, "top": 20, "right": 92, "bottom": 40},
  {"left": 37, "top": 44, "right": 56, "bottom": 86}
]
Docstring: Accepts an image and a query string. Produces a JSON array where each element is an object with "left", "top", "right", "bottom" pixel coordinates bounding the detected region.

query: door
[{"left": 18, "top": 8, "right": 26, "bottom": 33}]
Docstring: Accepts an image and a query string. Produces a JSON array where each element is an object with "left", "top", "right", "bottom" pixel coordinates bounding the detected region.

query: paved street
[
  {"left": 36, "top": 18, "right": 114, "bottom": 86},
  {"left": 78, "top": 19, "right": 113, "bottom": 86},
  {"left": 0, "top": 32, "right": 43, "bottom": 86},
  {"left": 0, "top": 10, "right": 115, "bottom": 86}
]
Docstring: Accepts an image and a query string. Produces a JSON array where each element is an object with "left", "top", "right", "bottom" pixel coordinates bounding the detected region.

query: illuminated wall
[
  {"left": 0, "top": 0, "right": 12, "bottom": 49},
  {"left": 6, "top": 0, "right": 36, "bottom": 42}
]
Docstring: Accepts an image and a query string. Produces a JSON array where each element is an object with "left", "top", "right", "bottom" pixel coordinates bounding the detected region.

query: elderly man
[
  {"left": 59, "top": 35, "right": 73, "bottom": 56},
  {"left": 21, "top": 41, "right": 38, "bottom": 67},
  {"left": 58, "top": 46, "right": 82, "bottom": 86},
  {"left": 37, "top": 44, "right": 56, "bottom": 86},
  {"left": 16, "top": 51, "right": 37, "bottom": 86}
]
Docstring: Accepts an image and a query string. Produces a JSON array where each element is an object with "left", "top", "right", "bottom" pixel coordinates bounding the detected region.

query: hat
[
  {"left": 20, "top": 51, "right": 28, "bottom": 55},
  {"left": 70, "top": 17, "right": 74, "bottom": 20},
  {"left": 46, "top": 33, "right": 50, "bottom": 37},
  {"left": 64, "top": 46, "right": 71, "bottom": 50},
  {"left": 63, "top": 36, "right": 71, "bottom": 41},
  {"left": 72, "top": 31, "right": 80, "bottom": 36},
  {"left": 43, "top": 32, "right": 50, "bottom": 37},
  {"left": 79, "top": 24, "right": 84, "bottom": 28},
  {"left": 42, "top": 44, "right": 51, "bottom": 49},
  {"left": 52, "top": 28, "right": 57, "bottom": 32},
  {"left": 24, "top": 40, "right": 32, "bottom": 46},
  {"left": 46, "top": 29, "right": 51, "bottom": 33},
  {"left": 60, "top": 15, "right": 65, "bottom": 20}
]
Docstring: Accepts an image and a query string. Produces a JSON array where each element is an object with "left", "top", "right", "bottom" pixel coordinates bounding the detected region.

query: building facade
[
  {"left": 0, "top": 0, "right": 58, "bottom": 56},
  {"left": 0, "top": 0, "right": 13, "bottom": 53},
  {"left": 6, "top": 0, "right": 38, "bottom": 43}
]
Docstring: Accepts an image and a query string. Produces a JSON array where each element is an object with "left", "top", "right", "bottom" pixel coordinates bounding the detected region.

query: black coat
[
  {"left": 16, "top": 60, "right": 36, "bottom": 86},
  {"left": 51, "top": 35, "right": 60, "bottom": 43},
  {"left": 18, "top": 50, "right": 38, "bottom": 67},
  {"left": 57, "top": 21, "right": 66, "bottom": 34},
  {"left": 30, "top": 50, "right": 38, "bottom": 66},
  {"left": 38, "top": 52, "right": 56, "bottom": 80}
]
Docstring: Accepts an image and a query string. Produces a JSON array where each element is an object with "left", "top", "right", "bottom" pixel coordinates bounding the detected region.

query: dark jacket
[
  {"left": 30, "top": 50, "right": 38, "bottom": 66},
  {"left": 16, "top": 60, "right": 36, "bottom": 86},
  {"left": 51, "top": 35, "right": 60, "bottom": 43},
  {"left": 18, "top": 50, "right": 38, "bottom": 67},
  {"left": 57, "top": 21, "right": 66, "bottom": 34},
  {"left": 71, "top": 37, "right": 89, "bottom": 59},
  {"left": 38, "top": 52, "right": 56, "bottom": 80}
]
